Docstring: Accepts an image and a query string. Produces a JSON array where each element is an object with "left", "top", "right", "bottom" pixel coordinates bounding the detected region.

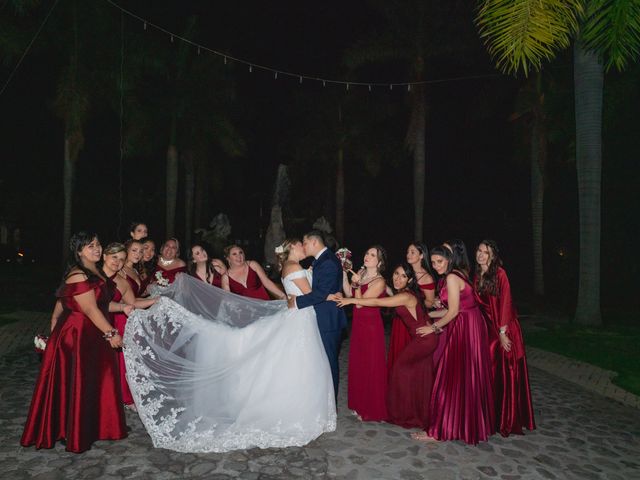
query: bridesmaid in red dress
[
  {"left": 129, "top": 221, "right": 148, "bottom": 241},
  {"left": 122, "top": 239, "right": 144, "bottom": 297},
  {"left": 188, "top": 243, "right": 230, "bottom": 291},
  {"left": 388, "top": 242, "right": 436, "bottom": 371},
  {"left": 342, "top": 245, "right": 388, "bottom": 421},
  {"left": 474, "top": 240, "right": 535, "bottom": 436},
  {"left": 139, "top": 237, "right": 157, "bottom": 292},
  {"left": 21, "top": 232, "right": 127, "bottom": 453},
  {"left": 154, "top": 238, "right": 187, "bottom": 284},
  {"left": 419, "top": 243, "right": 495, "bottom": 444},
  {"left": 337, "top": 263, "right": 437, "bottom": 435},
  {"left": 224, "top": 244, "right": 286, "bottom": 300},
  {"left": 102, "top": 243, "right": 156, "bottom": 410}
]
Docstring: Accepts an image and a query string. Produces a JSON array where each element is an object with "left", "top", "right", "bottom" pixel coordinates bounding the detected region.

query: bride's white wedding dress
[{"left": 123, "top": 271, "right": 336, "bottom": 453}]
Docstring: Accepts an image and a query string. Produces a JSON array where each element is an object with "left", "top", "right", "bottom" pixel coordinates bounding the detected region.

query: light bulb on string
[
  {"left": 368, "top": 85, "right": 371, "bottom": 92},
  {"left": 224, "top": 56, "right": 227, "bottom": 65},
  {"left": 346, "top": 83, "right": 350, "bottom": 91},
  {"left": 197, "top": 47, "right": 201, "bottom": 55},
  {"left": 274, "top": 72, "right": 278, "bottom": 79},
  {"left": 407, "top": 84, "right": 411, "bottom": 92},
  {"left": 323, "top": 80, "right": 326, "bottom": 87},
  {"left": 390, "top": 85, "right": 393, "bottom": 90},
  {"left": 143, "top": 22, "right": 147, "bottom": 30},
  {"left": 249, "top": 65, "right": 253, "bottom": 73},
  {"left": 170, "top": 35, "right": 174, "bottom": 43},
  {"left": 299, "top": 76, "right": 302, "bottom": 84}
]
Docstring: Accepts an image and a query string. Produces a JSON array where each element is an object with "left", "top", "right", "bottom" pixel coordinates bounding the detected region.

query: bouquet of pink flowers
[
  {"left": 34, "top": 334, "right": 48, "bottom": 354},
  {"left": 335, "top": 247, "right": 353, "bottom": 272}
]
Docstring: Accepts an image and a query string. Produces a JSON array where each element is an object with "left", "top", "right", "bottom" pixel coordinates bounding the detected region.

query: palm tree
[
  {"left": 2, "top": 0, "right": 115, "bottom": 260},
  {"left": 122, "top": 15, "right": 244, "bottom": 242},
  {"left": 476, "top": 0, "right": 640, "bottom": 325}
]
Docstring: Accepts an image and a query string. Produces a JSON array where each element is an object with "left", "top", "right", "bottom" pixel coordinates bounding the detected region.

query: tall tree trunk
[
  {"left": 166, "top": 118, "right": 178, "bottom": 239},
  {"left": 335, "top": 146, "right": 345, "bottom": 245},
  {"left": 335, "top": 104, "right": 345, "bottom": 245},
  {"left": 411, "top": 85, "right": 426, "bottom": 241},
  {"left": 573, "top": 41, "right": 603, "bottom": 325},
  {"left": 194, "top": 156, "right": 207, "bottom": 229},
  {"left": 184, "top": 151, "right": 195, "bottom": 248},
  {"left": 530, "top": 128, "right": 545, "bottom": 296},
  {"left": 531, "top": 75, "right": 546, "bottom": 297},
  {"left": 62, "top": 136, "right": 75, "bottom": 263}
]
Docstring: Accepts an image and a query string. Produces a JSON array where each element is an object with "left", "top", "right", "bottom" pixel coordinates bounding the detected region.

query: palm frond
[
  {"left": 476, "top": 0, "right": 582, "bottom": 76},
  {"left": 581, "top": 0, "right": 640, "bottom": 72}
]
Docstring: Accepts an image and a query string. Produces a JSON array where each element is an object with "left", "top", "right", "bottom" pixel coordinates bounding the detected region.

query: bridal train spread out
[{"left": 123, "top": 273, "right": 336, "bottom": 453}]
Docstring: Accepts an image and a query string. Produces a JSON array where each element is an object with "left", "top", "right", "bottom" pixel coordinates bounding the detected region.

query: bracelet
[
  {"left": 499, "top": 326, "right": 507, "bottom": 335},
  {"left": 432, "top": 323, "right": 443, "bottom": 335},
  {"left": 102, "top": 328, "right": 119, "bottom": 340}
]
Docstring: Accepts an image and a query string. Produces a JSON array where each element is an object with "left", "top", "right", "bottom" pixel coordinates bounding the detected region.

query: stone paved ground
[{"left": 2, "top": 332, "right": 640, "bottom": 480}]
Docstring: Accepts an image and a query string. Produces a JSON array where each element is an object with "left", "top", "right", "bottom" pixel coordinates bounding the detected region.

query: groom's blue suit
[{"left": 296, "top": 248, "right": 347, "bottom": 396}]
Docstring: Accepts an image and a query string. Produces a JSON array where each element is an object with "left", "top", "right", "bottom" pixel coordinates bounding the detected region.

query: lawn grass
[{"left": 525, "top": 321, "right": 640, "bottom": 396}]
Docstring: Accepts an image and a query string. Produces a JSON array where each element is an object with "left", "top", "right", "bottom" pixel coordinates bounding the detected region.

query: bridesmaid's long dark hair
[
  {"left": 392, "top": 262, "right": 427, "bottom": 314},
  {"left": 408, "top": 241, "right": 435, "bottom": 280},
  {"left": 444, "top": 238, "right": 471, "bottom": 277},
  {"left": 475, "top": 239, "right": 503, "bottom": 296},
  {"left": 63, "top": 231, "right": 102, "bottom": 282},
  {"left": 188, "top": 243, "right": 216, "bottom": 283}
]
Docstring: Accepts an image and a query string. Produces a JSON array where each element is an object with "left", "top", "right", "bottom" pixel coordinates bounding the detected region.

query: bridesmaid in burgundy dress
[
  {"left": 129, "top": 221, "right": 148, "bottom": 241},
  {"left": 337, "top": 263, "right": 437, "bottom": 436},
  {"left": 102, "top": 243, "right": 156, "bottom": 410},
  {"left": 388, "top": 242, "right": 436, "bottom": 371},
  {"left": 188, "top": 243, "right": 230, "bottom": 291},
  {"left": 418, "top": 243, "right": 495, "bottom": 444},
  {"left": 122, "top": 239, "right": 143, "bottom": 297},
  {"left": 21, "top": 232, "right": 127, "bottom": 453},
  {"left": 139, "top": 237, "right": 157, "bottom": 292},
  {"left": 224, "top": 244, "right": 286, "bottom": 300},
  {"left": 474, "top": 240, "right": 535, "bottom": 436},
  {"left": 154, "top": 238, "right": 187, "bottom": 284},
  {"left": 342, "top": 246, "right": 388, "bottom": 422}
]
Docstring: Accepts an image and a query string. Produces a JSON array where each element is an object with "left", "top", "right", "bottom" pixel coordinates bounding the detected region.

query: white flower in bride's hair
[{"left": 274, "top": 245, "right": 285, "bottom": 254}]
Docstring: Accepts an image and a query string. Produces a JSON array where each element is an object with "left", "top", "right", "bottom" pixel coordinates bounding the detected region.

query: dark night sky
[{"left": 1, "top": 1, "right": 638, "bottom": 307}]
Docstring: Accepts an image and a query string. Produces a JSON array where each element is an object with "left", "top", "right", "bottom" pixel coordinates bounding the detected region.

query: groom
[{"left": 291, "top": 230, "right": 347, "bottom": 396}]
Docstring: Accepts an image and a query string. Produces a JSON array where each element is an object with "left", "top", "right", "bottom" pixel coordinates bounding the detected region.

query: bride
[{"left": 123, "top": 239, "right": 336, "bottom": 453}]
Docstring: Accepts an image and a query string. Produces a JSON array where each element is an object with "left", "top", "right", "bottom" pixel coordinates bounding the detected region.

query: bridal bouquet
[
  {"left": 34, "top": 334, "right": 48, "bottom": 354},
  {"left": 335, "top": 247, "right": 353, "bottom": 272},
  {"left": 155, "top": 271, "right": 170, "bottom": 287}
]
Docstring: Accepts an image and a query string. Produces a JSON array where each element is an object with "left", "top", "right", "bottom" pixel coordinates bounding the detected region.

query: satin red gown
[
  {"left": 111, "top": 285, "right": 134, "bottom": 406},
  {"left": 348, "top": 284, "right": 388, "bottom": 421},
  {"left": 428, "top": 272, "right": 495, "bottom": 444},
  {"left": 475, "top": 267, "right": 536, "bottom": 436},
  {"left": 21, "top": 277, "right": 127, "bottom": 453},
  {"left": 387, "top": 281, "right": 435, "bottom": 371},
  {"left": 228, "top": 266, "right": 270, "bottom": 300},
  {"left": 387, "top": 295, "right": 437, "bottom": 430},
  {"left": 155, "top": 264, "right": 187, "bottom": 284}
]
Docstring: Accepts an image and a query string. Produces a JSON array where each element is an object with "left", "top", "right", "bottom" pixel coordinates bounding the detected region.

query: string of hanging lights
[{"left": 105, "top": 0, "right": 501, "bottom": 92}]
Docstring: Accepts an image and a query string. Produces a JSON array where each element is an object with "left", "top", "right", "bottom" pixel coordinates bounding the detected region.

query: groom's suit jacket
[{"left": 296, "top": 249, "right": 347, "bottom": 332}]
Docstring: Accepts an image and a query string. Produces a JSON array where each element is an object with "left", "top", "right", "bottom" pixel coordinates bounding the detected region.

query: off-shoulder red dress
[{"left": 21, "top": 276, "right": 127, "bottom": 453}]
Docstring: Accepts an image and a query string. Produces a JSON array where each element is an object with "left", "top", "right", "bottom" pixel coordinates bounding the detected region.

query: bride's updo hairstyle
[{"left": 275, "top": 238, "right": 300, "bottom": 272}]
